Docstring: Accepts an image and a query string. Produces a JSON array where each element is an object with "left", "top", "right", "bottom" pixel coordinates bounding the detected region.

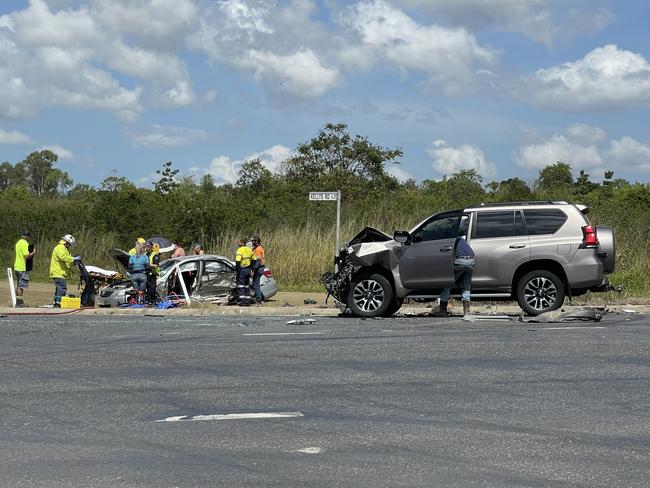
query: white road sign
[
  {"left": 309, "top": 191, "right": 339, "bottom": 201},
  {"left": 309, "top": 190, "right": 342, "bottom": 255}
]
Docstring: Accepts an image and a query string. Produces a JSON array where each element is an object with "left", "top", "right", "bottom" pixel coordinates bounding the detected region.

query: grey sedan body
[{"left": 97, "top": 250, "right": 278, "bottom": 307}]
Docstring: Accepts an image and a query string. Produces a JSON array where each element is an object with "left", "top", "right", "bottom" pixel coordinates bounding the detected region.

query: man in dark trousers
[
  {"left": 434, "top": 219, "right": 475, "bottom": 317},
  {"left": 250, "top": 235, "right": 266, "bottom": 303},
  {"left": 235, "top": 239, "right": 257, "bottom": 307},
  {"left": 145, "top": 241, "right": 160, "bottom": 305}
]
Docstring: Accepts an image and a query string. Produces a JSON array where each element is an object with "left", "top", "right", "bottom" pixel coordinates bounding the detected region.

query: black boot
[{"left": 432, "top": 301, "right": 450, "bottom": 317}]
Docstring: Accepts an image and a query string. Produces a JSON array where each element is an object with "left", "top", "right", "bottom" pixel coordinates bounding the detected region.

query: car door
[
  {"left": 399, "top": 211, "right": 461, "bottom": 289},
  {"left": 197, "top": 259, "right": 236, "bottom": 297},
  {"left": 468, "top": 210, "right": 530, "bottom": 290},
  {"left": 165, "top": 260, "right": 200, "bottom": 297}
]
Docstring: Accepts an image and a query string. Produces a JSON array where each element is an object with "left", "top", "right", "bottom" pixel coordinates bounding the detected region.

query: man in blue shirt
[{"left": 434, "top": 219, "right": 475, "bottom": 317}]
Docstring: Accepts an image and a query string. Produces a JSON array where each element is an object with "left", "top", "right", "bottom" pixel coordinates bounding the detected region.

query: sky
[{"left": 1, "top": 0, "right": 650, "bottom": 188}]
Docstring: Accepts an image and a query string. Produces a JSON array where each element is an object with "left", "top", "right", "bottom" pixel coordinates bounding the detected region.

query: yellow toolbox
[{"left": 61, "top": 296, "right": 81, "bottom": 309}]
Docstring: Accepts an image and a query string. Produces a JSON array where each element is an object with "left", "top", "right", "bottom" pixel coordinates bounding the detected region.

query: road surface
[{"left": 1, "top": 312, "right": 648, "bottom": 487}]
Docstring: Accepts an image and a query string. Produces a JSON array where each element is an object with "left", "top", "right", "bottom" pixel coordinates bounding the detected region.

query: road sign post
[{"left": 309, "top": 191, "right": 342, "bottom": 256}]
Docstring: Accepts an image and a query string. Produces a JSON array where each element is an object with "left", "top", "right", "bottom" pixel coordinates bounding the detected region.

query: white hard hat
[{"left": 62, "top": 234, "right": 76, "bottom": 246}]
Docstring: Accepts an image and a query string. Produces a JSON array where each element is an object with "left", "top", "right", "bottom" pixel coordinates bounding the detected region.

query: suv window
[
  {"left": 524, "top": 209, "right": 567, "bottom": 235},
  {"left": 473, "top": 211, "right": 520, "bottom": 239},
  {"left": 412, "top": 212, "right": 461, "bottom": 242}
]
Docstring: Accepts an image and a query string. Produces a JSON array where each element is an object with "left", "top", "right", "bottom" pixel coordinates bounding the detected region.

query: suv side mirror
[{"left": 394, "top": 231, "right": 410, "bottom": 244}]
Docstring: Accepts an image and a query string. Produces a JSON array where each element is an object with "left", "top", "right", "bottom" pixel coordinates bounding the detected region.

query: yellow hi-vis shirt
[
  {"left": 14, "top": 238, "right": 29, "bottom": 272},
  {"left": 235, "top": 246, "right": 257, "bottom": 268},
  {"left": 148, "top": 249, "right": 160, "bottom": 275},
  {"left": 50, "top": 241, "right": 74, "bottom": 279}
]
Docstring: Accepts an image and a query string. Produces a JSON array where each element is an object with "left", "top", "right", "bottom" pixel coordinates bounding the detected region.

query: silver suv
[{"left": 322, "top": 201, "right": 615, "bottom": 317}]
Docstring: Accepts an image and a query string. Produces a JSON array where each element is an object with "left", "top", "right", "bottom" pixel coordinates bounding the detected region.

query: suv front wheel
[
  {"left": 516, "top": 270, "right": 565, "bottom": 316},
  {"left": 347, "top": 273, "right": 394, "bottom": 318}
]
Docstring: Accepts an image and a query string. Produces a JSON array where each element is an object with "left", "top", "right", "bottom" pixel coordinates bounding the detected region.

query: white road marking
[
  {"left": 296, "top": 447, "right": 322, "bottom": 454},
  {"left": 242, "top": 332, "right": 327, "bottom": 336},
  {"left": 542, "top": 326, "right": 607, "bottom": 330},
  {"left": 157, "top": 412, "right": 304, "bottom": 422}
]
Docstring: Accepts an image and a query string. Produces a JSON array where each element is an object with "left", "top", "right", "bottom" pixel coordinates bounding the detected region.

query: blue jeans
[
  {"left": 252, "top": 268, "right": 263, "bottom": 301},
  {"left": 131, "top": 272, "right": 147, "bottom": 292},
  {"left": 440, "top": 257, "right": 475, "bottom": 302}
]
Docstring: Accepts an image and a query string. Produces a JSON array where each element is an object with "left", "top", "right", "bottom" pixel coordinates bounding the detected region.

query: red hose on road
[{"left": 0, "top": 308, "right": 85, "bottom": 317}]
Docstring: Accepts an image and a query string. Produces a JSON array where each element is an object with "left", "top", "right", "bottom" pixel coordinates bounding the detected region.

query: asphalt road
[{"left": 1, "top": 312, "right": 648, "bottom": 488}]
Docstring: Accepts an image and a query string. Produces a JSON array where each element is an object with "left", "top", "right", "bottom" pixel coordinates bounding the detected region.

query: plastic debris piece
[
  {"left": 622, "top": 309, "right": 637, "bottom": 314},
  {"left": 286, "top": 319, "right": 316, "bottom": 325},
  {"left": 525, "top": 307, "right": 604, "bottom": 323},
  {"left": 304, "top": 298, "right": 317, "bottom": 305},
  {"left": 462, "top": 314, "right": 513, "bottom": 322}
]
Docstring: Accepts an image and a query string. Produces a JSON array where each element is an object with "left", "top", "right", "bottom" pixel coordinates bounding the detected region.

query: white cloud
[
  {"left": 515, "top": 134, "right": 603, "bottom": 170},
  {"left": 0, "top": 0, "right": 197, "bottom": 119},
  {"left": 428, "top": 140, "right": 497, "bottom": 179},
  {"left": 203, "top": 90, "right": 217, "bottom": 103},
  {"left": 41, "top": 144, "right": 74, "bottom": 160},
  {"left": 244, "top": 49, "right": 340, "bottom": 98},
  {"left": 0, "top": 128, "right": 33, "bottom": 145},
  {"left": 524, "top": 45, "right": 650, "bottom": 111},
  {"left": 206, "top": 155, "right": 242, "bottom": 185},
  {"left": 339, "top": 1, "right": 497, "bottom": 94},
  {"left": 565, "top": 123, "right": 607, "bottom": 145},
  {"left": 188, "top": 0, "right": 339, "bottom": 99},
  {"left": 130, "top": 125, "right": 209, "bottom": 149},
  {"left": 387, "top": 164, "right": 414, "bottom": 182},
  {"left": 193, "top": 144, "right": 293, "bottom": 185},
  {"left": 188, "top": 0, "right": 495, "bottom": 98},
  {"left": 608, "top": 137, "right": 650, "bottom": 171},
  {"left": 247, "top": 144, "right": 293, "bottom": 174},
  {"left": 514, "top": 124, "right": 650, "bottom": 175},
  {"left": 393, "top": 0, "right": 612, "bottom": 46}
]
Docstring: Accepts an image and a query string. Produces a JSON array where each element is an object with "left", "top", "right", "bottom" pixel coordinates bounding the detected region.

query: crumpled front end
[{"left": 321, "top": 227, "right": 396, "bottom": 309}]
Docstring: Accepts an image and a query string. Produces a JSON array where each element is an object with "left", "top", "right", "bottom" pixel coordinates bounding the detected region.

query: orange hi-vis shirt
[{"left": 254, "top": 245, "right": 265, "bottom": 266}]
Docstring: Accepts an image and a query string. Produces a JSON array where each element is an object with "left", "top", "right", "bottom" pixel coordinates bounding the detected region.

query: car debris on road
[{"left": 286, "top": 318, "right": 316, "bottom": 325}]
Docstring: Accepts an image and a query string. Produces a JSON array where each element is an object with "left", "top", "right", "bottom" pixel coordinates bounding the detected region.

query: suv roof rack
[{"left": 468, "top": 201, "right": 568, "bottom": 208}]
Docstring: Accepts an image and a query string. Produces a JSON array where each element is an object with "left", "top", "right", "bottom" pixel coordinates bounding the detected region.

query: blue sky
[{"left": 1, "top": 0, "right": 650, "bottom": 188}]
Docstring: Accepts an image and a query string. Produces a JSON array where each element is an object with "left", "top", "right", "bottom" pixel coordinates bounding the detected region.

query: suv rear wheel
[
  {"left": 516, "top": 270, "right": 565, "bottom": 316},
  {"left": 347, "top": 273, "right": 394, "bottom": 318}
]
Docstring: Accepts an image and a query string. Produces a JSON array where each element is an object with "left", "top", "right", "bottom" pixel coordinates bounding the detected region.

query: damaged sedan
[{"left": 97, "top": 250, "right": 278, "bottom": 307}]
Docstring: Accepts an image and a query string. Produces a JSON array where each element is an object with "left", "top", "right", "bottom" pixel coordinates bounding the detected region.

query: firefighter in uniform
[
  {"left": 235, "top": 239, "right": 257, "bottom": 306},
  {"left": 50, "top": 234, "right": 79, "bottom": 308}
]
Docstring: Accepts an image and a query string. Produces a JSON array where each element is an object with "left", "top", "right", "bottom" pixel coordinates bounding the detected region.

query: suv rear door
[
  {"left": 399, "top": 211, "right": 460, "bottom": 289},
  {"left": 468, "top": 210, "right": 530, "bottom": 290},
  {"left": 523, "top": 207, "right": 572, "bottom": 261}
]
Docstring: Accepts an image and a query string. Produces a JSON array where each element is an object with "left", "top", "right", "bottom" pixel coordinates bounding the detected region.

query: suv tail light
[
  {"left": 263, "top": 269, "right": 273, "bottom": 278},
  {"left": 581, "top": 225, "right": 599, "bottom": 248}
]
